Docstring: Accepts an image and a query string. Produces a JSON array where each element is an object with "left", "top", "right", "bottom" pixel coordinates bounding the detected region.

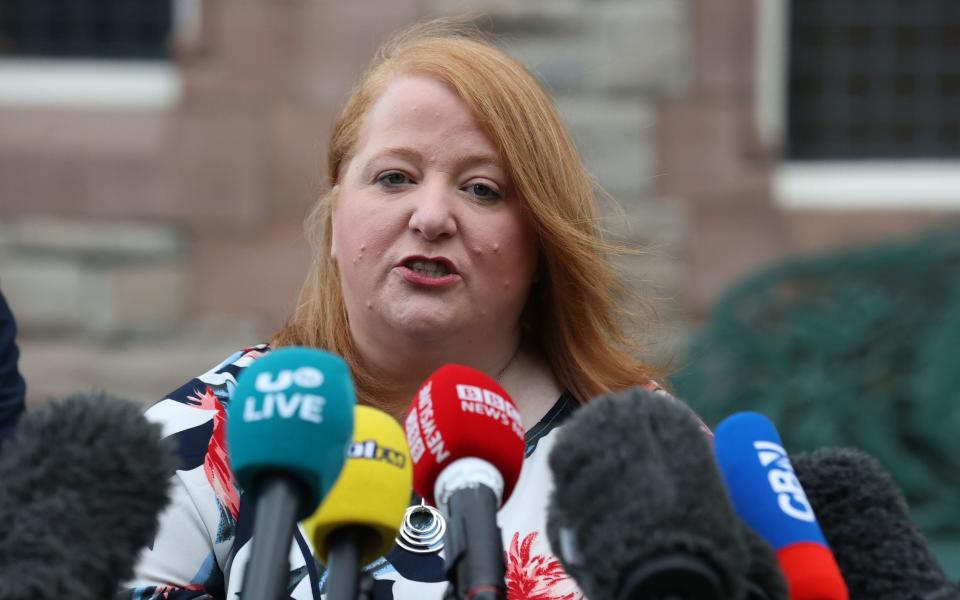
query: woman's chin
[{"left": 381, "top": 308, "right": 468, "bottom": 341}]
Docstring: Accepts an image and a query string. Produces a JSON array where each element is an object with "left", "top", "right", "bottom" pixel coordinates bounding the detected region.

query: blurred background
[{"left": 1, "top": 0, "right": 958, "bottom": 576}]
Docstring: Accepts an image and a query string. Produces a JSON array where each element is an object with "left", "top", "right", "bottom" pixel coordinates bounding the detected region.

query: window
[
  {"left": 0, "top": 0, "right": 173, "bottom": 60},
  {"left": 0, "top": 0, "right": 185, "bottom": 108},
  {"left": 757, "top": 0, "right": 960, "bottom": 209},
  {"left": 787, "top": 0, "right": 960, "bottom": 160}
]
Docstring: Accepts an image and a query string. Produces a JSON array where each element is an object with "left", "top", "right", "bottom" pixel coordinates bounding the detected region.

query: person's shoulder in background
[{"left": 0, "top": 289, "right": 26, "bottom": 447}]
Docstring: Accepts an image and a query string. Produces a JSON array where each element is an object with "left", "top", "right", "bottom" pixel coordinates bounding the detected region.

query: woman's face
[{"left": 332, "top": 73, "right": 538, "bottom": 347}]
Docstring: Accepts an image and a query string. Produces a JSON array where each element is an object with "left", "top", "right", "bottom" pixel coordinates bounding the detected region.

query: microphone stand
[
  {"left": 444, "top": 486, "right": 507, "bottom": 600},
  {"left": 243, "top": 477, "right": 303, "bottom": 600},
  {"left": 326, "top": 526, "right": 369, "bottom": 600}
]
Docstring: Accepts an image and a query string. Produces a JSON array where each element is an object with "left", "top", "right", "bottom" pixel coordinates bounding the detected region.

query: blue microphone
[
  {"left": 227, "top": 346, "right": 356, "bottom": 600},
  {"left": 715, "top": 412, "right": 847, "bottom": 600}
]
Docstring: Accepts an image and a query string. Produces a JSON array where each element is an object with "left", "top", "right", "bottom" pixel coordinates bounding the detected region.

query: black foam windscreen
[
  {"left": 546, "top": 387, "right": 749, "bottom": 600},
  {"left": 0, "top": 391, "right": 177, "bottom": 600},
  {"left": 738, "top": 519, "right": 789, "bottom": 600},
  {"left": 793, "top": 447, "right": 959, "bottom": 600}
]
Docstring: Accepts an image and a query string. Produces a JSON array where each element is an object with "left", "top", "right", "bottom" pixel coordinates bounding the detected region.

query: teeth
[{"left": 408, "top": 260, "right": 450, "bottom": 277}]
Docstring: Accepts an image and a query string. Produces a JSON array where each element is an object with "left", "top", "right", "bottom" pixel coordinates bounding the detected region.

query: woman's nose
[{"left": 407, "top": 180, "right": 458, "bottom": 241}]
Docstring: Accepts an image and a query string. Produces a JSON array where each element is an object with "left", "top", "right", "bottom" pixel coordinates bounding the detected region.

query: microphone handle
[
  {"left": 326, "top": 526, "right": 367, "bottom": 600},
  {"left": 619, "top": 553, "right": 725, "bottom": 600},
  {"left": 243, "top": 476, "right": 303, "bottom": 600},
  {"left": 445, "top": 485, "right": 507, "bottom": 600}
]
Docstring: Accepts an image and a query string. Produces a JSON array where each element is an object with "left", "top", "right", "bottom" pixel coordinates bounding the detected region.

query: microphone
[
  {"left": 0, "top": 391, "right": 177, "bottom": 600},
  {"left": 792, "top": 447, "right": 960, "bottom": 600},
  {"left": 301, "top": 405, "right": 412, "bottom": 600},
  {"left": 404, "top": 364, "right": 526, "bottom": 600},
  {"left": 740, "top": 523, "right": 791, "bottom": 600},
  {"left": 546, "top": 387, "right": 752, "bottom": 600},
  {"left": 714, "top": 412, "right": 848, "bottom": 600},
  {"left": 227, "top": 346, "right": 356, "bottom": 600}
]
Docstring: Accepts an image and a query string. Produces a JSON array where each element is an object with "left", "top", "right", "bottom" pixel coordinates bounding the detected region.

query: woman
[{"left": 127, "top": 21, "right": 663, "bottom": 600}]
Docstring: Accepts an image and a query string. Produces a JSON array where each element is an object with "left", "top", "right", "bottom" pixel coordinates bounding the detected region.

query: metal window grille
[
  {"left": 0, "top": 0, "right": 173, "bottom": 60},
  {"left": 787, "top": 0, "right": 960, "bottom": 160}
]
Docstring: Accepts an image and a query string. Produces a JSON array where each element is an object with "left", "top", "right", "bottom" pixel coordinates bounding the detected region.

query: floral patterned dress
[{"left": 125, "top": 345, "right": 662, "bottom": 600}]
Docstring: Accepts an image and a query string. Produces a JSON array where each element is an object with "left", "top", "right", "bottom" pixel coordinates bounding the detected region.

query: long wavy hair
[{"left": 273, "top": 19, "right": 661, "bottom": 409}]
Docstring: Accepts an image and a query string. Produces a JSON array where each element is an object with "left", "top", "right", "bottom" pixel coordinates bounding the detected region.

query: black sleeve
[{"left": 0, "top": 289, "right": 27, "bottom": 447}]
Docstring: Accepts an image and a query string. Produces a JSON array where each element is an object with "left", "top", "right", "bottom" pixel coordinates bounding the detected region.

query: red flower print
[
  {"left": 188, "top": 385, "right": 240, "bottom": 520},
  {"left": 505, "top": 531, "right": 583, "bottom": 600}
]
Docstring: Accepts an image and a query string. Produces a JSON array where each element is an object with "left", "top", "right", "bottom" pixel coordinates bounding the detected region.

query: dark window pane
[
  {"left": 0, "top": 0, "right": 172, "bottom": 60},
  {"left": 787, "top": 0, "right": 960, "bottom": 159}
]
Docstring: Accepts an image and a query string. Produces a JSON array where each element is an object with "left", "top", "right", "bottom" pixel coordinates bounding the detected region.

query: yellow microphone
[{"left": 301, "top": 405, "right": 412, "bottom": 600}]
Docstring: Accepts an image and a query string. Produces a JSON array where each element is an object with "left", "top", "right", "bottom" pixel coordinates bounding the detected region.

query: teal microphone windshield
[{"left": 228, "top": 346, "right": 356, "bottom": 518}]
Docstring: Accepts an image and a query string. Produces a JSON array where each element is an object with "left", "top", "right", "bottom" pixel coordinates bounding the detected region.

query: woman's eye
[
  {"left": 466, "top": 182, "right": 501, "bottom": 201},
  {"left": 378, "top": 172, "right": 410, "bottom": 187}
]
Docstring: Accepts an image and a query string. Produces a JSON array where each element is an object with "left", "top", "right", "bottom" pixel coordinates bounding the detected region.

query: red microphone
[{"left": 404, "top": 364, "right": 525, "bottom": 600}]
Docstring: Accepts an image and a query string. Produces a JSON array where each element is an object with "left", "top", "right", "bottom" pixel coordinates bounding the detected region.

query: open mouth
[{"left": 404, "top": 258, "right": 452, "bottom": 278}]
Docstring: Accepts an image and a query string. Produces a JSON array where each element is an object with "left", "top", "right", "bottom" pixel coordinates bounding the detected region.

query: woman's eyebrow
[
  {"left": 365, "top": 147, "right": 422, "bottom": 164},
  {"left": 367, "top": 146, "right": 503, "bottom": 169},
  {"left": 437, "top": 150, "right": 506, "bottom": 175},
  {"left": 457, "top": 155, "right": 503, "bottom": 170}
]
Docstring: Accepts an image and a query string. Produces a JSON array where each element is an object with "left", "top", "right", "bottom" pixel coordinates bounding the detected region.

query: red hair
[{"left": 274, "top": 20, "right": 661, "bottom": 408}]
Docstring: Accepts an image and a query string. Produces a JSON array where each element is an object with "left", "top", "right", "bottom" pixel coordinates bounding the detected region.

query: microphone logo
[
  {"left": 405, "top": 381, "right": 452, "bottom": 465},
  {"left": 254, "top": 366, "right": 325, "bottom": 392},
  {"left": 348, "top": 439, "right": 408, "bottom": 468},
  {"left": 242, "top": 392, "right": 327, "bottom": 424},
  {"left": 754, "top": 440, "right": 816, "bottom": 523},
  {"left": 456, "top": 384, "right": 523, "bottom": 438},
  {"left": 243, "top": 367, "right": 329, "bottom": 424}
]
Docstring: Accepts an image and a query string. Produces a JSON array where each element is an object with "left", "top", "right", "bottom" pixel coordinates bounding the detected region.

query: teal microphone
[{"left": 228, "top": 346, "right": 355, "bottom": 600}]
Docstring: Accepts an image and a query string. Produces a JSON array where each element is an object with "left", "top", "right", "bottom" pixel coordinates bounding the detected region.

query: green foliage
[{"left": 672, "top": 229, "right": 960, "bottom": 574}]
